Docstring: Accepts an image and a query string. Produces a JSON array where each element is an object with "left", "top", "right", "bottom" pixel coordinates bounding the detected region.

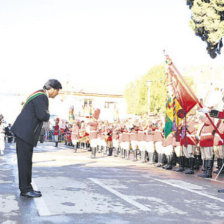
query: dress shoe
[
  {"left": 175, "top": 167, "right": 184, "bottom": 172},
  {"left": 163, "top": 164, "right": 173, "bottom": 170},
  {"left": 27, "top": 187, "right": 41, "bottom": 194},
  {"left": 20, "top": 191, "right": 42, "bottom": 198},
  {"left": 184, "top": 168, "right": 194, "bottom": 174},
  {"left": 32, "top": 190, "right": 41, "bottom": 194}
]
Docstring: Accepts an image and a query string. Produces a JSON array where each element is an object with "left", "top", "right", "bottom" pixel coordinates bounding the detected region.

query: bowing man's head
[{"left": 43, "top": 79, "right": 62, "bottom": 98}]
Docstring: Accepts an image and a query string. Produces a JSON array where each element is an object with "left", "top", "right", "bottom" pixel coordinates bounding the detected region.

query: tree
[
  {"left": 124, "top": 65, "right": 167, "bottom": 115},
  {"left": 142, "top": 65, "right": 167, "bottom": 114},
  {"left": 124, "top": 82, "right": 138, "bottom": 114},
  {"left": 124, "top": 64, "right": 196, "bottom": 116},
  {"left": 186, "top": 0, "right": 224, "bottom": 58}
]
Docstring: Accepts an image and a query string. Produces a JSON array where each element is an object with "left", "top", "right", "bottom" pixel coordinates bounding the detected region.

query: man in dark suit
[
  {"left": 12, "top": 79, "right": 62, "bottom": 198},
  {"left": 5, "top": 124, "right": 13, "bottom": 143}
]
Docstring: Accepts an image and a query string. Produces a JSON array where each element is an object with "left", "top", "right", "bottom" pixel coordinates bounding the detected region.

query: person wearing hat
[
  {"left": 12, "top": 79, "right": 62, "bottom": 198},
  {"left": 88, "top": 109, "right": 100, "bottom": 158},
  {"left": 71, "top": 121, "right": 80, "bottom": 152},
  {"left": 180, "top": 116, "right": 198, "bottom": 175},
  {"left": 53, "top": 118, "right": 60, "bottom": 147},
  {"left": 207, "top": 107, "right": 224, "bottom": 193},
  {"left": 197, "top": 115, "right": 215, "bottom": 179}
]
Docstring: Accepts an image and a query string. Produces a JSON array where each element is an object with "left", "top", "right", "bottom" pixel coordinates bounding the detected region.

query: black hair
[{"left": 43, "top": 79, "right": 62, "bottom": 90}]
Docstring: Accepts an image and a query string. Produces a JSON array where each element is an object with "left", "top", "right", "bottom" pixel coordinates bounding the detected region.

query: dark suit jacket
[
  {"left": 12, "top": 92, "right": 50, "bottom": 147},
  {"left": 5, "top": 126, "right": 12, "bottom": 136}
]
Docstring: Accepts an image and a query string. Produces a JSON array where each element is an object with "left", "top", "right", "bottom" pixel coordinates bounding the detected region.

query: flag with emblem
[
  {"left": 164, "top": 96, "right": 183, "bottom": 138},
  {"left": 165, "top": 55, "right": 197, "bottom": 117},
  {"left": 164, "top": 54, "right": 197, "bottom": 138}
]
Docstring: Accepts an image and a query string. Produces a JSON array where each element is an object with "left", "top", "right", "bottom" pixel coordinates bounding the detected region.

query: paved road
[{"left": 1, "top": 142, "right": 224, "bottom": 224}]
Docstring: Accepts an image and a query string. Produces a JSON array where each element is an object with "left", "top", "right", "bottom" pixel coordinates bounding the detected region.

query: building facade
[{"left": 50, "top": 91, "right": 127, "bottom": 122}]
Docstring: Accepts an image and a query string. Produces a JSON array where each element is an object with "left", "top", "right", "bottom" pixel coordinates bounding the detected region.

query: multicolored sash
[{"left": 22, "top": 90, "right": 47, "bottom": 110}]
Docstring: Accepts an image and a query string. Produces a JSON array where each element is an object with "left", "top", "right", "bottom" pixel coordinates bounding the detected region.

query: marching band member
[
  {"left": 199, "top": 84, "right": 223, "bottom": 178},
  {"left": 105, "top": 125, "right": 113, "bottom": 156},
  {"left": 89, "top": 109, "right": 100, "bottom": 158},
  {"left": 100, "top": 123, "right": 107, "bottom": 155},
  {"left": 163, "top": 132, "right": 178, "bottom": 170},
  {"left": 120, "top": 124, "right": 130, "bottom": 159},
  {"left": 209, "top": 103, "right": 224, "bottom": 192},
  {"left": 154, "top": 120, "right": 164, "bottom": 167},
  {"left": 67, "top": 124, "right": 73, "bottom": 146},
  {"left": 112, "top": 123, "right": 120, "bottom": 157},
  {"left": 137, "top": 124, "right": 146, "bottom": 163},
  {"left": 197, "top": 115, "right": 215, "bottom": 178},
  {"left": 213, "top": 119, "right": 224, "bottom": 174},
  {"left": 119, "top": 123, "right": 125, "bottom": 158},
  {"left": 71, "top": 121, "right": 80, "bottom": 152},
  {"left": 79, "top": 121, "right": 87, "bottom": 149},
  {"left": 146, "top": 121, "right": 155, "bottom": 164},
  {"left": 125, "top": 120, "right": 133, "bottom": 160},
  {"left": 181, "top": 117, "right": 198, "bottom": 174},
  {"left": 130, "top": 124, "right": 139, "bottom": 161},
  {"left": 54, "top": 118, "right": 60, "bottom": 147}
]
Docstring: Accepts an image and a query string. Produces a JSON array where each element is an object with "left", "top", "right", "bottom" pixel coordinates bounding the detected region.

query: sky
[{"left": 1, "top": 0, "right": 223, "bottom": 97}]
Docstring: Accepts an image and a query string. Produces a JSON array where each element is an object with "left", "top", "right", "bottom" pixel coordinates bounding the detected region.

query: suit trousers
[{"left": 16, "top": 137, "right": 34, "bottom": 193}]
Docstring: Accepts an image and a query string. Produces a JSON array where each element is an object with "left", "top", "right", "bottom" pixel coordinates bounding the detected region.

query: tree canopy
[
  {"left": 124, "top": 64, "right": 196, "bottom": 116},
  {"left": 124, "top": 65, "right": 167, "bottom": 115},
  {"left": 186, "top": 0, "right": 224, "bottom": 58}
]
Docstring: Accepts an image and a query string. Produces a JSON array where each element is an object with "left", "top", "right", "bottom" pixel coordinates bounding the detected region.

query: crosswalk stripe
[
  {"left": 89, "top": 178, "right": 150, "bottom": 211},
  {"left": 150, "top": 177, "right": 224, "bottom": 203}
]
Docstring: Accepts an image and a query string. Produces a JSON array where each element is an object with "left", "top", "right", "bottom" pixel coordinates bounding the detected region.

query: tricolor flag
[
  {"left": 164, "top": 55, "right": 197, "bottom": 138},
  {"left": 168, "top": 66, "right": 197, "bottom": 116},
  {"left": 164, "top": 97, "right": 183, "bottom": 138},
  {"left": 164, "top": 53, "right": 223, "bottom": 141}
]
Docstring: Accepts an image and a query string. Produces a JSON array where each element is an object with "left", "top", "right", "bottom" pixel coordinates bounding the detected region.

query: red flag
[
  {"left": 168, "top": 67, "right": 197, "bottom": 116},
  {"left": 165, "top": 53, "right": 223, "bottom": 140},
  {"left": 166, "top": 56, "right": 197, "bottom": 118}
]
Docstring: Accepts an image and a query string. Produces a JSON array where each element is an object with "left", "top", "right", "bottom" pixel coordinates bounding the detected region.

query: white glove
[{"left": 199, "top": 108, "right": 210, "bottom": 114}]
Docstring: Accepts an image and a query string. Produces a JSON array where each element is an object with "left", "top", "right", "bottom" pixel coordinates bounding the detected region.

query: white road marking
[
  {"left": 150, "top": 177, "right": 224, "bottom": 203},
  {"left": 89, "top": 178, "right": 150, "bottom": 211},
  {"left": 32, "top": 181, "right": 51, "bottom": 216}
]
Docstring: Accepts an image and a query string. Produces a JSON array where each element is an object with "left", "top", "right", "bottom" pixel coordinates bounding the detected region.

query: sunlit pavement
[{"left": 1, "top": 142, "right": 224, "bottom": 224}]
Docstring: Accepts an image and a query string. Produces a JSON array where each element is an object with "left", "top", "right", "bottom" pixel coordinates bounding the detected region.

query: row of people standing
[
  {"left": 52, "top": 119, "right": 73, "bottom": 147},
  {"left": 70, "top": 111, "right": 224, "bottom": 181}
]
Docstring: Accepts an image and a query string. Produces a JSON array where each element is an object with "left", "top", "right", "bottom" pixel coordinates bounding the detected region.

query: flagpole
[{"left": 165, "top": 54, "right": 223, "bottom": 140}]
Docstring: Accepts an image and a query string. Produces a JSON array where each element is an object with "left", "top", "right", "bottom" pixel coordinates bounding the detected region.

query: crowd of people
[
  {"left": 53, "top": 106, "right": 223, "bottom": 185},
  {"left": 1, "top": 78, "right": 224, "bottom": 198},
  {"left": 2, "top": 91, "right": 224, "bottom": 184}
]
